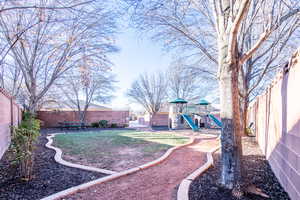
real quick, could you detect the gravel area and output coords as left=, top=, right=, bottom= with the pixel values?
left=0, top=133, right=106, bottom=200
left=59, top=137, right=218, bottom=200
left=189, top=137, right=290, bottom=200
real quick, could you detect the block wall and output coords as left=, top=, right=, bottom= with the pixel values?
left=248, top=50, right=300, bottom=200
left=0, top=88, right=21, bottom=159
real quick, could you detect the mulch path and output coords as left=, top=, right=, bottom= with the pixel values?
left=60, top=137, right=219, bottom=200
left=189, top=137, right=290, bottom=200
left=0, top=134, right=106, bottom=200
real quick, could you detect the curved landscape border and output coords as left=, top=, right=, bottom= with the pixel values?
left=177, top=145, right=221, bottom=200
left=42, top=135, right=195, bottom=200
left=45, top=134, right=117, bottom=175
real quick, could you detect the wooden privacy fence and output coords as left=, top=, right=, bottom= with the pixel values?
left=0, top=88, right=22, bottom=159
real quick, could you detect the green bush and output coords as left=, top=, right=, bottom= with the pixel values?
left=110, top=123, right=118, bottom=128
left=11, top=112, right=40, bottom=181
left=99, top=120, right=108, bottom=128
left=91, top=122, right=99, bottom=128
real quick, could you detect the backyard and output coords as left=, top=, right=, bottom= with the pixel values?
left=0, top=1, right=300, bottom=200
left=0, top=129, right=191, bottom=200
left=52, top=130, right=190, bottom=171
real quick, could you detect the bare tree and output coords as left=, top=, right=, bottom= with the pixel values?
left=127, top=72, right=168, bottom=127
left=54, top=57, right=116, bottom=123
left=124, top=0, right=300, bottom=194
left=0, top=0, right=118, bottom=113
left=212, top=1, right=300, bottom=193
left=124, top=0, right=300, bottom=116
left=167, top=60, right=216, bottom=101
left=0, top=0, right=95, bottom=65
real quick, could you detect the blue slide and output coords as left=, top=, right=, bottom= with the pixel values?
left=181, top=114, right=199, bottom=131
left=208, top=114, right=222, bottom=128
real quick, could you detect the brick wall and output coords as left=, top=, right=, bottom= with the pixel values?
left=0, top=88, right=22, bottom=159
left=37, top=110, right=129, bottom=127
left=248, top=50, right=300, bottom=200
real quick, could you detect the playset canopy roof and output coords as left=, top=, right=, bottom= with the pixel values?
left=169, top=98, right=188, bottom=104
left=196, top=99, right=210, bottom=105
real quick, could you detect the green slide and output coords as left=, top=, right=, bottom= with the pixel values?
left=181, top=114, right=199, bottom=131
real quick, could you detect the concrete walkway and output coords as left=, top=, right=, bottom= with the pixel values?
left=60, top=136, right=219, bottom=200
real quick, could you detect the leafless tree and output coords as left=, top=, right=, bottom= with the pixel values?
left=124, top=0, right=300, bottom=194
left=124, top=0, right=300, bottom=115
left=0, top=0, right=95, bottom=65
left=213, top=1, right=300, bottom=193
left=0, top=0, right=118, bottom=113
left=166, top=60, right=216, bottom=101
left=127, top=72, right=168, bottom=127
left=53, top=57, right=116, bottom=123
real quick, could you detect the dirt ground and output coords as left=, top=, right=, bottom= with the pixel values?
left=189, top=137, right=290, bottom=200
left=0, top=135, right=105, bottom=200
left=54, top=130, right=194, bottom=172
left=61, top=137, right=220, bottom=200
left=62, top=143, right=168, bottom=171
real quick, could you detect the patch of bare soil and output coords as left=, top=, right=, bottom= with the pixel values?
left=61, top=143, right=168, bottom=172
left=60, top=138, right=219, bottom=200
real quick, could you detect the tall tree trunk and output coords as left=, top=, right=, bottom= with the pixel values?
left=219, top=62, right=243, bottom=193
left=28, top=80, right=38, bottom=115
left=28, top=96, right=38, bottom=115
left=239, top=72, right=249, bottom=136
left=149, top=113, right=154, bottom=128
left=79, top=111, right=85, bottom=123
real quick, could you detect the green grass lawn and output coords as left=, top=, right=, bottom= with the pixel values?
left=53, top=130, right=189, bottom=171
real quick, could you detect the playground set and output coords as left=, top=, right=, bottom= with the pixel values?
left=168, top=98, right=222, bottom=131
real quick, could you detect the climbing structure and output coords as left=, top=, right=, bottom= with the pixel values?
left=195, top=99, right=222, bottom=128
left=168, top=98, right=198, bottom=131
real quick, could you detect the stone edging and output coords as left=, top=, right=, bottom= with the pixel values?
left=41, top=136, right=195, bottom=200
left=177, top=144, right=221, bottom=200
left=45, top=134, right=117, bottom=175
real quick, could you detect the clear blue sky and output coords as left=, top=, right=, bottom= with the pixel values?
left=107, top=27, right=172, bottom=110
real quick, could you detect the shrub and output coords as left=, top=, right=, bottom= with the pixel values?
left=99, top=120, right=108, bottom=128
left=246, top=127, right=255, bottom=137
left=91, top=122, right=99, bottom=128
left=10, top=112, right=40, bottom=181
left=110, top=123, right=118, bottom=128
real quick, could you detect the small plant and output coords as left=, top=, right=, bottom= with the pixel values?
left=246, top=127, right=255, bottom=137
left=10, top=112, right=40, bottom=181
left=99, top=120, right=108, bottom=128
left=110, top=123, right=118, bottom=128
left=91, top=122, right=100, bottom=128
